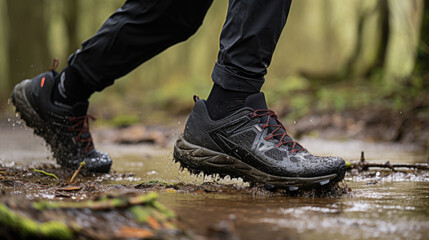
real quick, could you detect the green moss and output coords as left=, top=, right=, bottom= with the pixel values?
left=39, top=221, right=73, bottom=239
left=130, top=206, right=152, bottom=223
left=0, top=192, right=176, bottom=239
left=150, top=201, right=175, bottom=218
left=111, top=198, right=126, bottom=207
left=0, top=204, right=36, bottom=236
left=135, top=192, right=159, bottom=203
left=110, top=114, right=140, bottom=127
left=0, top=203, right=73, bottom=239
left=32, top=201, right=61, bottom=211
left=345, top=161, right=353, bottom=169
left=20, top=218, right=39, bottom=235
left=130, top=193, right=175, bottom=223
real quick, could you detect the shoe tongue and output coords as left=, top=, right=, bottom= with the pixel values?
left=70, top=101, right=89, bottom=117
left=244, top=92, right=268, bottom=110
left=245, top=92, right=298, bottom=149
left=245, top=92, right=279, bottom=130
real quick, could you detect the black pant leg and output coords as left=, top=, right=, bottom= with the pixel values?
left=68, top=0, right=213, bottom=91
left=212, top=0, right=292, bottom=93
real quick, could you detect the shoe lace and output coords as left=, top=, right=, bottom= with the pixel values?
left=67, top=114, right=96, bottom=154
left=248, top=109, right=305, bottom=153
left=48, top=58, right=59, bottom=71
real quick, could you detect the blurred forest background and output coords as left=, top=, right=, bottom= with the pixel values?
left=0, top=0, right=428, bottom=148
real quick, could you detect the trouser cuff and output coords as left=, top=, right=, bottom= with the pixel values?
left=211, top=62, right=264, bottom=93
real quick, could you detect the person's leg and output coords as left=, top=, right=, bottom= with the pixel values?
left=175, top=0, right=347, bottom=189
left=206, top=0, right=292, bottom=120
left=56, top=0, right=213, bottom=105
left=11, top=0, right=213, bottom=172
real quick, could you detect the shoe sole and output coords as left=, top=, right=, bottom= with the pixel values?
left=174, top=135, right=346, bottom=190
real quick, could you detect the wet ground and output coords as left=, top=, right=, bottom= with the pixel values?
left=0, top=119, right=428, bottom=240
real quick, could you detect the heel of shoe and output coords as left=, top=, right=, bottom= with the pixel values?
left=173, top=135, right=240, bottom=177
left=11, top=80, right=44, bottom=129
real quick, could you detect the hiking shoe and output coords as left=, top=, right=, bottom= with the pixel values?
left=10, top=65, right=112, bottom=173
left=174, top=93, right=346, bottom=189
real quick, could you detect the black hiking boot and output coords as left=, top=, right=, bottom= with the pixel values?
left=174, top=93, right=346, bottom=190
left=10, top=64, right=112, bottom=173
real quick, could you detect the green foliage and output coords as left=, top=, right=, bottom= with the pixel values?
left=1, top=0, right=428, bottom=123
left=110, top=114, right=141, bottom=127
left=0, top=203, right=73, bottom=239
left=264, top=76, right=311, bottom=119
left=415, top=2, right=429, bottom=75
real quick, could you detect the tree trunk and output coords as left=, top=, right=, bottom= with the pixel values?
left=0, top=0, right=10, bottom=106
left=384, top=0, right=424, bottom=84
left=63, top=0, right=79, bottom=55
left=6, top=0, right=50, bottom=87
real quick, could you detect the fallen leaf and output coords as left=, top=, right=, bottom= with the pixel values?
left=147, top=216, right=161, bottom=230
left=115, top=227, right=154, bottom=238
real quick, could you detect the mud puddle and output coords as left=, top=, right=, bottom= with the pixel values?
left=1, top=122, right=429, bottom=239
left=1, top=160, right=428, bottom=240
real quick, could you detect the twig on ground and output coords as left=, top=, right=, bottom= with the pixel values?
left=70, top=161, right=86, bottom=183
left=347, top=160, right=428, bottom=171
left=33, top=169, right=59, bottom=180
left=346, top=151, right=428, bottom=171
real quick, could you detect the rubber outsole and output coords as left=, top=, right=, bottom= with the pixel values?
left=173, top=135, right=346, bottom=190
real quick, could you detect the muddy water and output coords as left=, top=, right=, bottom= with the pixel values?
left=100, top=139, right=429, bottom=240
left=1, top=123, right=428, bottom=239
left=159, top=181, right=429, bottom=240
left=109, top=153, right=429, bottom=240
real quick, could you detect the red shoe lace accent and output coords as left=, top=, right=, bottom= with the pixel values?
left=68, top=115, right=96, bottom=154
left=48, top=58, right=59, bottom=71
left=248, top=109, right=305, bottom=153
